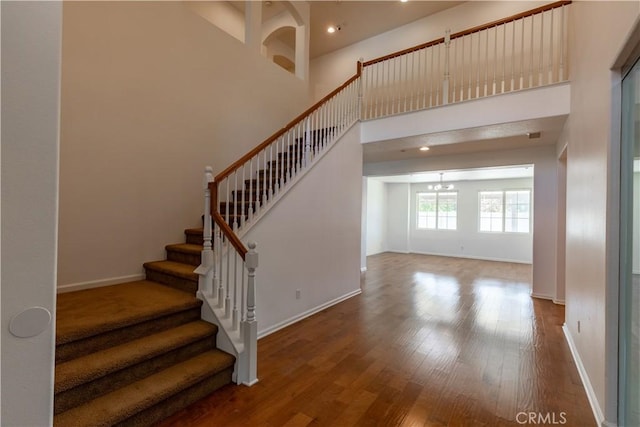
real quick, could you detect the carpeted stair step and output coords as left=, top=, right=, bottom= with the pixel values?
left=54, top=321, right=218, bottom=414
left=166, top=243, right=202, bottom=266
left=56, top=281, right=203, bottom=364
left=144, top=260, right=198, bottom=294
left=53, top=350, right=235, bottom=427
left=184, top=228, right=204, bottom=245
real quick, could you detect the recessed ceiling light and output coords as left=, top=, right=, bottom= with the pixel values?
left=401, top=0, right=409, bottom=3
left=327, top=26, right=336, bottom=34
left=419, top=146, right=430, bottom=151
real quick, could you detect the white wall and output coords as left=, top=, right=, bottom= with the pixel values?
left=365, top=144, right=558, bottom=300
left=244, top=125, right=363, bottom=336
left=563, top=1, right=640, bottom=424
left=365, top=178, right=387, bottom=255
left=386, top=183, right=411, bottom=253
left=1, top=2, right=61, bottom=424
left=186, top=1, right=245, bottom=43
left=409, top=178, right=533, bottom=263
left=58, top=2, right=310, bottom=290
left=310, top=1, right=547, bottom=100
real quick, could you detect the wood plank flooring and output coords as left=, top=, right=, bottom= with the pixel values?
left=157, top=253, right=594, bottom=427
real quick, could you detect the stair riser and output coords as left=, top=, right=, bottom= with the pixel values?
left=55, top=337, right=216, bottom=414
left=166, top=250, right=201, bottom=266
left=218, top=202, right=257, bottom=216
left=55, top=307, right=202, bottom=364
left=145, top=269, right=198, bottom=295
left=185, top=233, right=203, bottom=246
left=116, top=368, right=234, bottom=427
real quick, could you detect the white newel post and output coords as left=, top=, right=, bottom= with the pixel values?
left=195, top=166, right=215, bottom=298
left=242, top=241, right=259, bottom=385
left=443, top=30, right=451, bottom=105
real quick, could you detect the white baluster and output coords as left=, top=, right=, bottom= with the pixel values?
left=501, top=24, right=506, bottom=93
left=549, top=9, right=554, bottom=84
left=559, top=4, right=565, bottom=81
left=493, top=25, right=498, bottom=95
left=225, top=237, right=231, bottom=317
left=217, top=226, right=224, bottom=307
left=304, top=117, right=311, bottom=167
left=511, top=20, right=516, bottom=92
left=529, top=14, right=534, bottom=88
left=476, top=31, right=481, bottom=98
left=520, top=16, right=525, bottom=89
left=485, top=29, right=490, bottom=95
left=241, top=165, right=246, bottom=229
left=539, top=12, right=544, bottom=86
left=233, top=250, right=238, bottom=330
left=443, top=30, right=450, bottom=105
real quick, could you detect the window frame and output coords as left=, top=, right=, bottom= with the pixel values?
left=478, top=189, right=531, bottom=234
left=416, top=191, right=458, bottom=231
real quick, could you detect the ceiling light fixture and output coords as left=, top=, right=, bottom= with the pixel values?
left=400, top=0, right=409, bottom=3
left=419, top=146, right=430, bottom=151
left=427, top=173, right=454, bottom=191
left=327, top=24, right=342, bottom=34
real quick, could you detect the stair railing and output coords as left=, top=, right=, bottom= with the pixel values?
left=198, top=67, right=362, bottom=386
left=361, top=0, right=571, bottom=119
left=196, top=0, right=572, bottom=387
left=197, top=167, right=258, bottom=385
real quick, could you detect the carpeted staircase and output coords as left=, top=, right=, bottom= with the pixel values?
left=54, top=228, right=235, bottom=427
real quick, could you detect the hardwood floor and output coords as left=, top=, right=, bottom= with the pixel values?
left=157, top=253, right=594, bottom=427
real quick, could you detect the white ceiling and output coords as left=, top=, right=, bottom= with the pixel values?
left=363, top=115, right=569, bottom=163
left=308, top=1, right=463, bottom=58
left=230, top=1, right=463, bottom=58
left=369, top=164, right=534, bottom=184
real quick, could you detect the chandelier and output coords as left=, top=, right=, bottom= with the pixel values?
left=428, top=172, right=454, bottom=191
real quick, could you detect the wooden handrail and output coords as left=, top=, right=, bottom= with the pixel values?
left=214, top=71, right=361, bottom=183
left=213, top=212, right=248, bottom=260
left=361, top=0, right=571, bottom=67
left=362, top=38, right=445, bottom=67
left=450, top=0, right=571, bottom=40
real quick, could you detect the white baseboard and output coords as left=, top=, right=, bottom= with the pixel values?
left=562, top=324, right=604, bottom=426
left=409, top=250, right=532, bottom=265
left=257, top=288, right=362, bottom=339
left=553, top=298, right=566, bottom=305
left=530, top=292, right=554, bottom=301
left=57, top=273, right=145, bottom=293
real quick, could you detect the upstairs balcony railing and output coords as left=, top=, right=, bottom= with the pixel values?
left=195, top=0, right=571, bottom=387
left=361, top=0, right=571, bottom=119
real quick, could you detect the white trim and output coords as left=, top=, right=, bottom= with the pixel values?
left=563, top=324, right=604, bottom=426
left=360, top=267, right=367, bottom=273
left=410, top=250, right=532, bottom=265
left=553, top=298, right=565, bottom=305
left=57, top=273, right=145, bottom=293
left=530, top=292, right=554, bottom=301
left=257, top=288, right=362, bottom=339
left=387, top=250, right=411, bottom=254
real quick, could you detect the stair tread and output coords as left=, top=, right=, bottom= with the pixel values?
left=184, top=228, right=203, bottom=235
left=56, top=281, right=201, bottom=346
left=165, top=243, right=203, bottom=254
left=53, top=350, right=235, bottom=427
left=143, top=260, right=198, bottom=281
left=55, top=320, right=218, bottom=394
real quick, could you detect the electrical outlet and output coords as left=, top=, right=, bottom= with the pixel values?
left=577, top=321, right=581, bottom=333
left=296, top=289, right=301, bottom=300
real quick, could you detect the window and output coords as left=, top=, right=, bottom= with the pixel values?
left=479, top=190, right=530, bottom=233
left=417, top=192, right=457, bottom=230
